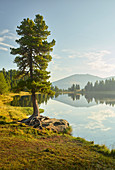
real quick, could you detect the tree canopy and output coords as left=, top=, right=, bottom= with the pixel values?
left=10, top=14, right=55, bottom=119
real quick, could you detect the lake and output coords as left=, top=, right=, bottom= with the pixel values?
left=11, top=93, right=115, bottom=149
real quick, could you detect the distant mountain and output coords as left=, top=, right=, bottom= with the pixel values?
left=52, top=74, right=105, bottom=89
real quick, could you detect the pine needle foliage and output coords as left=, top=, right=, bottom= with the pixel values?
left=10, top=14, right=55, bottom=117
left=10, top=14, right=55, bottom=94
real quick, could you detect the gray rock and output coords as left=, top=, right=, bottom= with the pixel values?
left=25, top=116, right=70, bottom=133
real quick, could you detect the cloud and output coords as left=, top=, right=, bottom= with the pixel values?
left=68, top=55, right=76, bottom=59
left=0, top=29, right=16, bottom=51
left=86, top=50, right=115, bottom=72
left=85, top=109, right=115, bottom=131
left=0, top=37, right=5, bottom=42
left=52, top=54, right=61, bottom=59
left=0, top=29, right=9, bottom=35
left=0, top=46, right=8, bottom=51
left=62, top=49, right=81, bottom=58
left=51, top=63, right=63, bottom=72
left=62, top=48, right=114, bottom=73
left=62, top=48, right=111, bottom=59
left=84, top=50, right=111, bottom=60
left=62, top=49, right=75, bottom=53
left=0, top=42, right=14, bottom=48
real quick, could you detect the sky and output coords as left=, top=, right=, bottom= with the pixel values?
left=1, top=0, right=115, bottom=81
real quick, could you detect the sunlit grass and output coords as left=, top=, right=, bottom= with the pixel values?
left=0, top=92, right=44, bottom=122
left=0, top=93, right=115, bottom=169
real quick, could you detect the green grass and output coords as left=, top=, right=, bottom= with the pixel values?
left=0, top=93, right=115, bottom=169
left=0, top=92, right=44, bottom=122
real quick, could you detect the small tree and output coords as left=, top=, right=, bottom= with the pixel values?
left=0, top=72, right=9, bottom=94
left=10, top=14, right=55, bottom=122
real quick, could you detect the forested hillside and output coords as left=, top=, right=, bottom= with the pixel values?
left=85, top=78, right=115, bottom=91
left=0, top=68, right=27, bottom=92
left=0, top=72, right=9, bottom=94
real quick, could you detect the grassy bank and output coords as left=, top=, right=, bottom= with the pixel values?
left=0, top=93, right=115, bottom=169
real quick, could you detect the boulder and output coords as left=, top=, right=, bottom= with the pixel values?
left=42, top=118, right=69, bottom=132
left=25, top=116, right=70, bottom=133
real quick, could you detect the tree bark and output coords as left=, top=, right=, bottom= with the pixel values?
left=21, top=92, right=40, bottom=123
left=29, top=50, right=40, bottom=117
left=32, top=92, right=40, bottom=117
left=21, top=51, right=40, bottom=123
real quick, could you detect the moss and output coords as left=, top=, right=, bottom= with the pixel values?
left=61, top=125, right=72, bottom=135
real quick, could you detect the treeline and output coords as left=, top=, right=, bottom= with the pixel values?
left=0, top=72, right=9, bottom=94
left=1, top=68, right=18, bottom=90
left=51, top=86, right=63, bottom=93
left=51, top=84, right=80, bottom=93
left=0, top=68, right=28, bottom=94
left=85, top=78, right=115, bottom=91
left=68, top=84, right=80, bottom=92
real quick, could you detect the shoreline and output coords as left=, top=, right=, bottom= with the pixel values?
left=0, top=92, right=115, bottom=169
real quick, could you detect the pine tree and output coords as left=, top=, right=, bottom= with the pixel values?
left=0, top=72, right=9, bottom=94
left=10, top=14, right=55, bottom=122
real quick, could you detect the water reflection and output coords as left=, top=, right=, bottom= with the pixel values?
left=11, top=93, right=115, bottom=149
left=85, top=109, right=115, bottom=131
left=11, top=93, right=115, bottom=108
left=68, top=93, right=80, bottom=101
left=11, top=94, right=51, bottom=107
left=84, top=93, right=115, bottom=106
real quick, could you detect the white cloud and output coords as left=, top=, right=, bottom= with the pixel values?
left=0, top=37, right=5, bottom=42
left=88, top=109, right=115, bottom=122
left=52, top=54, right=61, bottom=59
left=84, top=50, right=111, bottom=60
left=62, top=49, right=72, bottom=53
left=0, top=46, right=8, bottom=51
left=68, top=55, right=76, bottom=59
left=62, top=48, right=111, bottom=59
left=62, top=49, right=81, bottom=58
left=85, top=109, right=115, bottom=131
left=0, top=29, right=9, bottom=35
left=62, top=48, right=114, bottom=73
left=51, top=63, right=63, bottom=72
left=86, top=50, right=115, bottom=72
left=0, top=42, right=14, bottom=48
left=0, top=29, right=16, bottom=51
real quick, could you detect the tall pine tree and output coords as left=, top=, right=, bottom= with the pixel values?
left=10, top=14, right=55, bottom=121
left=0, top=72, right=9, bottom=94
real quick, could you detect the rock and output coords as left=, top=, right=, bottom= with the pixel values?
left=24, top=116, right=70, bottom=133
left=42, top=118, right=69, bottom=132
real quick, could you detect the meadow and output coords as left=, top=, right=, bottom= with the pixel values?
left=0, top=93, right=115, bottom=169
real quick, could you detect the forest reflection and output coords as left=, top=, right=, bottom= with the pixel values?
left=11, top=94, right=52, bottom=107
left=11, top=92, right=115, bottom=107
left=84, top=93, right=115, bottom=106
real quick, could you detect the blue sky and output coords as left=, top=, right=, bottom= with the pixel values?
left=1, top=0, right=115, bottom=81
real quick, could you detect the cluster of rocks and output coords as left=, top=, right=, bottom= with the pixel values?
left=22, top=116, right=70, bottom=133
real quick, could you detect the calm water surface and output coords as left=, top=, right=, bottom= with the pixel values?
left=11, top=93, right=115, bottom=149
left=41, top=94, right=115, bottom=149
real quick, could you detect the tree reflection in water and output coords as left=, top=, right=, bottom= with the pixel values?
left=11, top=94, right=52, bottom=107
left=11, top=92, right=115, bottom=107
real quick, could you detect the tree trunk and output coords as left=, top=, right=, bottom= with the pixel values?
left=32, top=92, right=40, bottom=117
left=21, top=51, right=40, bottom=123
left=21, top=92, right=40, bottom=123
left=29, top=51, right=40, bottom=117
